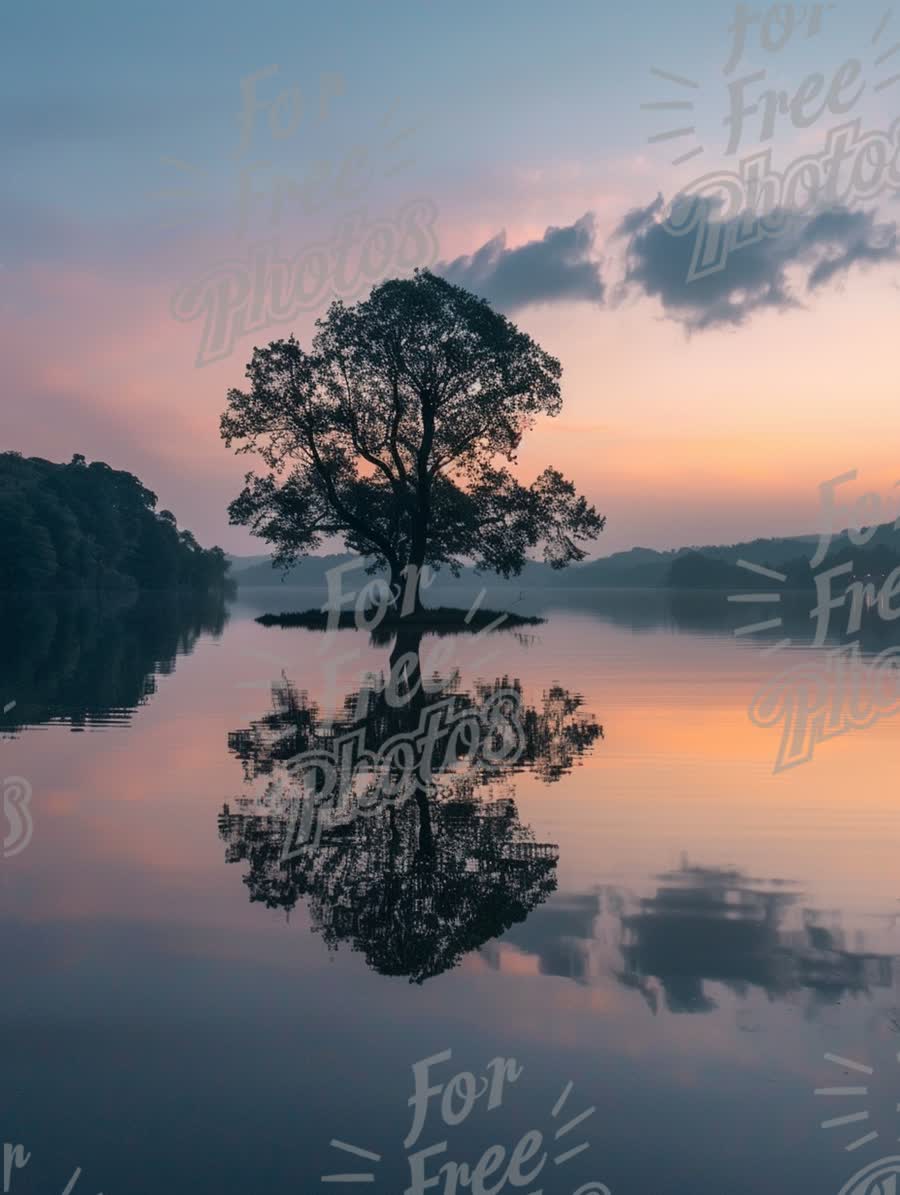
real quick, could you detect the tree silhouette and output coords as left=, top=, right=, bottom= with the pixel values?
left=221, top=271, right=604, bottom=609
left=219, top=628, right=602, bottom=982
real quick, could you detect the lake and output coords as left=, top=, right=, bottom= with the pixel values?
left=1, top=585, right=899, bottom=1195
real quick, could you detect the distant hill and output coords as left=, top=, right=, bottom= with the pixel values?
left=665, top=523, right=900, bottom=590
left=230, top=521, right=900, bottom=592
left=566, top=534, right=822, bottom=588
left=226, top=553, right=272, bottom=573
left=229, top=553, right=360, bottom=587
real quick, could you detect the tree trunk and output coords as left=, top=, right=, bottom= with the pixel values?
left=406, top=554, right=427, bottom=618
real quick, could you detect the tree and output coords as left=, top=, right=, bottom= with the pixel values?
left=221, top=270, right=605, bottom=610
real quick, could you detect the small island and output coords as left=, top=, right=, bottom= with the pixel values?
left=255, top=605, right=544, bottom=631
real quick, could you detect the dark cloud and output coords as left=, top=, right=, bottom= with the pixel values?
left=614, top=193, right=664, bottom=239
left=435, top=197, right=894, bottom=331
left=802, top=208, right=898, bottom=288
left=618, top=196, right=898, bottom=331
left=437, top=213, right=604, bottom=311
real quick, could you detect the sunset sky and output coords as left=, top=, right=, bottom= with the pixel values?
left=5, top=0, right=900, bottom=556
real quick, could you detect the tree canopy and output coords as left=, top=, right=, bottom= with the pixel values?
left=221, top=270, right=604, bottom=601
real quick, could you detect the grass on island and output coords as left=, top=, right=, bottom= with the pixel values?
left=255, top=605, right=544, bottom=631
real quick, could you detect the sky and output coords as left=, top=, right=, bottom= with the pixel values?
left=4, top=0, right=900, bottom=556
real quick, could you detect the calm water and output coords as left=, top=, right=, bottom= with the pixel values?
left=2, top=586, right=899, bottom=1195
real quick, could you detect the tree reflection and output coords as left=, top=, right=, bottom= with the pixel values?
left=219, top=627, right=602, bottom=983
left=0, top=590, right=228, bottom=734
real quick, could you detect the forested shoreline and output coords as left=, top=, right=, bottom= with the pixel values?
left=0, top=452, right=231, bottom=593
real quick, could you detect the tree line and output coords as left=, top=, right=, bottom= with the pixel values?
left=0, top=452, right=231, bottom=592
left=668, top=542, right=900, bottom=590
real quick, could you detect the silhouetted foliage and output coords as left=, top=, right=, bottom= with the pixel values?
left=220, top=786, right=560, bottom=984
left=221, top=271, right=605, bottom=609
left=218, top=625, right=602, bottom=981
left=0, top=452, right=232, bottom=593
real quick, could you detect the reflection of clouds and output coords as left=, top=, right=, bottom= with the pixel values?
left=490, top=859, right=900, bottom=1018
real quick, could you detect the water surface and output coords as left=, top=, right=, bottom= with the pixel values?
left=2, top=587, right=898, bottom=1195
